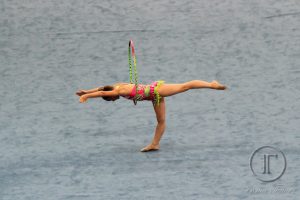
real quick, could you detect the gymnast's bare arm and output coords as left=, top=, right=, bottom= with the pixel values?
left=76, top=88, right=100, bottom=96
left=79, top=90, right=118, bottom=103
left=76, top=83, right=128, bottom=96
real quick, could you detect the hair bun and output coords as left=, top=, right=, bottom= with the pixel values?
left=98, top=86, right=104, bottom=91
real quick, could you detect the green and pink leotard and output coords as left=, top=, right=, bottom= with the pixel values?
left=122, top=80, right=165, bottom=106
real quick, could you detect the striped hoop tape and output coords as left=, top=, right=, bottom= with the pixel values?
left=128, top=40, right=138, bottom=105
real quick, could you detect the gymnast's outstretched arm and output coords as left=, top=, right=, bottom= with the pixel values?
left=79, top=91, right=118, bottom=103
left=86, top=87, right=104, bottom=93
left=76, top=87, right=104, bottom=96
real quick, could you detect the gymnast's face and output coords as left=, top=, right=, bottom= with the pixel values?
left=111, top=96, right=120, bottom=101
left=102, top=95, right=119, bottom=101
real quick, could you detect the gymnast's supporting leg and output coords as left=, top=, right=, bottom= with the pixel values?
left=157, top=80, right=226, bottom=97
left=141, top=97, right=166, bottom=152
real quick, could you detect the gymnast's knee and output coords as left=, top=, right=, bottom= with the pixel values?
left=185, top=80, right=200, bottom=90
left=157, top=118, right=166, bottom=124
left=182, top=82, right=191, bottom=91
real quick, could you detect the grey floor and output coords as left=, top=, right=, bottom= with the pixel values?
left=1, top=0, right=300, bottom=199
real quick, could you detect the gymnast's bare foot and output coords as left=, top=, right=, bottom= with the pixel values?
left=140, top=143, right=160, bottom=152
left=211, top=80, right=226, bottom=90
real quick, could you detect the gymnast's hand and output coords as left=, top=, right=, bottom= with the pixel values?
left=79, top=95, right=88, bottom=103
left=76, top=90, right=87, bottom=96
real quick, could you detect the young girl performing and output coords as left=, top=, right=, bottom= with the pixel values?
left=76, top=80, right=226, bottom=152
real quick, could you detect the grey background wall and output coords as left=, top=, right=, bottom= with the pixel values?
left=0, top=0, right=299, bottom=199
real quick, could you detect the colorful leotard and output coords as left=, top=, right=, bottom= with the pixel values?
left=122, top=80, right=165, bottom=106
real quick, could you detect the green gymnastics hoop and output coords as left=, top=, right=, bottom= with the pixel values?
left=128, top=40, right=138, bottom=105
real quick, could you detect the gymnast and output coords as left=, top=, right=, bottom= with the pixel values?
left=76, top=80, right=226, bottom=152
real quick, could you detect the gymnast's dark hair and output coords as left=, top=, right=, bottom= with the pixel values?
left=99, top=85, right=114, bottom=101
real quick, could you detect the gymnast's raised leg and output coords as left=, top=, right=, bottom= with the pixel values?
left=157, top=80, right=226, bottom=97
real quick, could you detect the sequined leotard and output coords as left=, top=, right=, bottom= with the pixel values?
left=122, top=80, right=165, bottom=106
